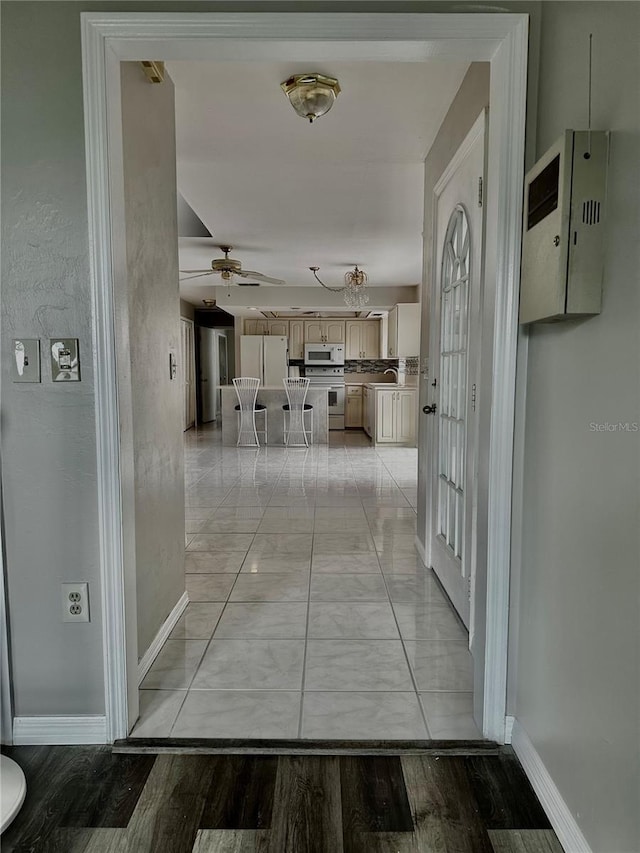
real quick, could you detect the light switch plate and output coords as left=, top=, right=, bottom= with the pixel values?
left=11, top=339, right=40, bottom=382
left=50, top=338, right=80, bottom=381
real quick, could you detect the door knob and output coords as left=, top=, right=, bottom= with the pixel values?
left=423, top=404, right=437, bottom=414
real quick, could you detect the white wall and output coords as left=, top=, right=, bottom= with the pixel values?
left=120, top=63, right=185, bottom=658
left=513, top=4, right=640, bottom=851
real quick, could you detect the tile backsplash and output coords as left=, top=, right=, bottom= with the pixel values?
left=402, top=357, right=420, bottom=376
left=344, top=358, right=399, bottom=373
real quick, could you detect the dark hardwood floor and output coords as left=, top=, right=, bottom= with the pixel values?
left=1, top=746, right=563, bottom=852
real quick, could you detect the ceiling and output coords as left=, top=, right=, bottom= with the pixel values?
left=169, top=59, right=470, bottom=306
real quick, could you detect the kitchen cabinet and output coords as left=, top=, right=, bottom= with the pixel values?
left=244, top=318, right=269, bottom=335
left=345, top=320, right=380, bottom=359
left=363, top=386, right=372, bottom=436
left=345, top=385, right=363, bottom=428
left=267, top=319, right=289, bottom=337
left=244, top=318, right=290, bottom=337
left=288, top=320, right=304, bottom=360
left=374, top=387, right=417, bottom=445
left=387, top=304, right=420, bottom=357
left=305, top=320, right=345, bottom=343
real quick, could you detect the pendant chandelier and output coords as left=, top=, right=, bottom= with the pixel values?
left=310, top=266, right=370, bottom=309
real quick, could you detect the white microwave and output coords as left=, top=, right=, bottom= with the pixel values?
left=304, top=342, right=345, bottom=366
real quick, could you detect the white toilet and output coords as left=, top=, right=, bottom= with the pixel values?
left=0, top=755, right=26, bottom=833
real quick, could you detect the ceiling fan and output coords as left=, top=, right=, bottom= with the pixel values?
left=179, top=246, right=286, bottom=286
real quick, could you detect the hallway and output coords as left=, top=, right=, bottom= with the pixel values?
left=132, top=426, right=479, bottom=741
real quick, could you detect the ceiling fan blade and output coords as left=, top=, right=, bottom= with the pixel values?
left=238, top=270, right=286, bottom=286
left=179, top=271, right=216, bottom=281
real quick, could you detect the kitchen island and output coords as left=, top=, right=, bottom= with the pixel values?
left=221, top=386, right=329, bottom=446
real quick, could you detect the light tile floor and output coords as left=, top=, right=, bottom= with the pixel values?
left=131, top=425, right=481, bottom=741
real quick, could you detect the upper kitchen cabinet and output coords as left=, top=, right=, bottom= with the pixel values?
left=387, top=304, right=420, bottom=357
left=244, top=318, right=269, bottom=335
left=244, top=318, right=289, bottom=336
left=267, top=319, right=289, bottom=337
left=345, top=320, right=380, bottom=359
left=289, top=320, right=304, bottom=360
left=304, top=320, right=345, bottom=343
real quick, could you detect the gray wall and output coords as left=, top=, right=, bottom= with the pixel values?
left=120, top=63, right=185, bottom=657
left=514, top=4, right=640, bottom=851
left=1, top=1, right=104, bottom=716
left=180, top=299, right=196, bottom=321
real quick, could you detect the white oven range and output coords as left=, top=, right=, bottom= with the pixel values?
left=305, top=366, right=345, bottom=430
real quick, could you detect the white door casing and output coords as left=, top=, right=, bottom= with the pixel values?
left=427, top=111, right=486, bottom=630
left=81, top=12, right=528, bottom=744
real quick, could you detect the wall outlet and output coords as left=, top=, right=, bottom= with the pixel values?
left=61, top=583, right=90, bottom=623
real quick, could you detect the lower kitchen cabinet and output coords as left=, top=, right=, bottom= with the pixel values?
left=345, top=385, right=363, bottom=428
left=374, top=387, right=417, bottom=445
left=363, top=386, right=372, bottom=436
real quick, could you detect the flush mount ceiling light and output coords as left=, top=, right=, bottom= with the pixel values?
left=281, top=74, right=341, bottom=123
left=309, top=265, right=370, bottom=309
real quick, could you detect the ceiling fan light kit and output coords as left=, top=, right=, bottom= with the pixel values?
left=281, top=73, right=341, bottom=123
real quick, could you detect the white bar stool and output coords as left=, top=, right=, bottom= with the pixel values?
left=233, top=377, right=267, bottom=447
left=282, top=377, right=313, bottom=447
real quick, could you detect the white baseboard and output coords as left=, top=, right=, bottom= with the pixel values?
left=13, top=715, right=107, bottom=745
left=414, top=535, right=428, bottom=566
left=137, top=591, right=189, bottom=685
left=511, top=720, right=592, bottom=853
left=504, top=714, right=515, bottom=744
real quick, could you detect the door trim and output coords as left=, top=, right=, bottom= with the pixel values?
left=81, top=11, right=528, bottom=743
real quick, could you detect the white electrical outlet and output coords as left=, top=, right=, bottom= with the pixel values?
left=61, top=583, right=90, bottom=623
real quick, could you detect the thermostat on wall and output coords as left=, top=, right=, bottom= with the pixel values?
left=519, top=130, right=609, bottom=324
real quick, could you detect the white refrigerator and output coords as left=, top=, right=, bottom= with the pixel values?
left=240, top=336, right=288, bottom=386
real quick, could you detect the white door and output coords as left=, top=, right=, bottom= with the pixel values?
left=180, top=318, right=195, bottom=431
left=199, top=328, right=217, bottom=423
left=426, top=112, right=485, bottom=629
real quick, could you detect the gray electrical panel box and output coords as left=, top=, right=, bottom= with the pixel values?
left=519, top=130, right=609, bottom=324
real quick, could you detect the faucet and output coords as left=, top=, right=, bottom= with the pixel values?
left=384, top=368, right=399, bottom=383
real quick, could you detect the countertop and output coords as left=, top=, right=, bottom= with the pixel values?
left=221, top=385, right=329, bottom=392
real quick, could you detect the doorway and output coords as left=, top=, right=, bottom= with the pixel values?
left=180, top=317, right=196, bottom=431
left=198, top=328, right=229, bottom=425
left=82, top=12, right=528, bottom=743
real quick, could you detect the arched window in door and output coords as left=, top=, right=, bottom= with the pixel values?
left=437, top=205, right=470, bottom=558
